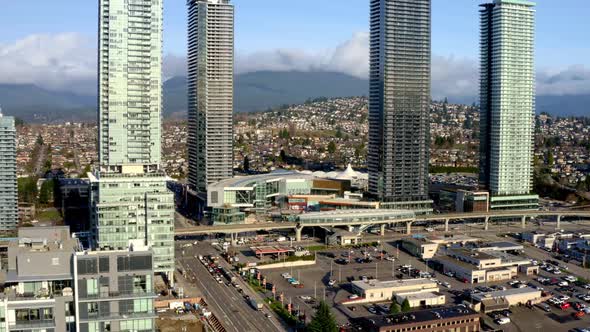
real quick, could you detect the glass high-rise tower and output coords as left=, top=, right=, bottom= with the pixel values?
left=0, top=110, right=17, bottom=233
left=368, top=0, right=433, bottom=213
left=91, top=0, right=175, bottom=279
left=479, top=0, right=538, bottom=210
left=187, top=0, right=234, bottom=193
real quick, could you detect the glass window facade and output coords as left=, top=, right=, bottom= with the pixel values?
left=479, top=0, right=536, bottom=198
left=367, top=0, right=432, bottom=207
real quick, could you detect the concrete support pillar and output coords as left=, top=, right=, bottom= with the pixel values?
left=295, top=225, right=303, bottom=242
left=484, top=217, right=490, bottom=231
left=406, top=222, right=413, bottom=235
left=380, top=224, right=386, bottom=236
left=521, top=216, right=526, bottom=229
left=445, top=219, right=450, bottom=232
left=556, top=215, right=562, bottom=230
left=347, top=226, right=354, bottom=232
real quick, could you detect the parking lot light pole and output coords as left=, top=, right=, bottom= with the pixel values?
left=314, top=281, right=317, bottom=300
left=330, top=260, right=333, bottom=279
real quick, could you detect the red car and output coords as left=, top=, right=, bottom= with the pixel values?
left=560, top=303, right=571, bottom=310
left=573, top=311, right=585, bottom=318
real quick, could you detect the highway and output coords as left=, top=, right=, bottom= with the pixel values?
left=176, top=244, right=286, bottom=332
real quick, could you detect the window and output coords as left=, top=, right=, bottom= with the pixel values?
left=87, top=279, right=99, bottom=296
left=78, top=258, right=98, bottom=275
left=99, top=257, right=110, bottom=273
left=87, top=303, right=99, bottom=318
left=117, top=255, right=152, bottom=272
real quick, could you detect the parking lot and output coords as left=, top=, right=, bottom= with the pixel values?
left=233, top=231, right=590, bottom=331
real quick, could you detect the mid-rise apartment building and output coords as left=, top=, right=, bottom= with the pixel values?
left=0, top=227, right=156, bottom=332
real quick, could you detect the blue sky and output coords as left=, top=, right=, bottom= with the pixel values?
left=0, top=0, right=589, bottom=97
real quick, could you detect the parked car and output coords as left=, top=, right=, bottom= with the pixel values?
left=495, top=317, right=511, bottom=325
left=538, top=303, right=551, bottom=312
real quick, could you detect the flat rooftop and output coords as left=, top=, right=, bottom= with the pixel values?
left=398, top=291, right=445, bottom=301
left=448, top=248, right=497, bottom=261
left=352, top=278, right=436, bottom=291
left=435, top=255, right=481, bottom=271
left=428, top=234, right=480, bottom=243
left=208, top=170, right=315, bottom=190
left=358, top=305, right=478, bottom=328
left=472, top=287, right=541, bottom=302
left=479, top=241, right=523, bottom=250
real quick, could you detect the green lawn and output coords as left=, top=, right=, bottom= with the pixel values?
left=36, top=209, right=62, bottom=221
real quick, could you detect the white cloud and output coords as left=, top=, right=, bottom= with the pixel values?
left=0, top=33, right=96, bottom=94
left=537, top=65, right=590, bottom=95
left=1, top=32, right=589, bottom=99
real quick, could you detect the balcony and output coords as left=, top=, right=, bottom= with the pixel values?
left=78, top=290, right=157, bottom=302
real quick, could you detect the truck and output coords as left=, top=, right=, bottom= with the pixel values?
left=249, top=298, right=263, bottom=311
left=169, top=301, right=184, bottom=310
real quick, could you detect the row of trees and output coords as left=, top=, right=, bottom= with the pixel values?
left=18, top=177, right=55, bottom=205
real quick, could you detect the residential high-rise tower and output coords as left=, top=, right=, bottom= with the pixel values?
left=187, top=0, right=234, bottom=193
left=0, top=110, right=17, bottom=233
left=479, top=0, right=538, bottom=210
left=91, top=0, right=175, bottom=280
left=367, top=0, right=433, bottom=213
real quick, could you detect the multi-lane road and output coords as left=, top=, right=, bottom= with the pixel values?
left=176, top=244, right=286, bottom=332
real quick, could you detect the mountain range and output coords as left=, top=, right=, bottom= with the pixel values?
left=0, top=71, right=588, bottom=122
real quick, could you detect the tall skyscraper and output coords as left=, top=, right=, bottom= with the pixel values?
left=0, top=110, right=18, bottom=233
left=91, top=0, right=174, bottom=280
left=479, top=0, right=538, bottom=210
left=367, top=0, right=433, bottom=213
left=187, top=0, right=234, bottom=193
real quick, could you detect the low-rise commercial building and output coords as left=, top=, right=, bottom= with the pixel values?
left=471, top=287, right=542, bottom=313
left=436, top=249, right=532, bottom=283
left=356, top=305, right=480, bottom=332
left=400, top=238, right=439, bottom=260
left=350, top=279, right=440, bottom=304
left=394, top=292, right=446, bottom=309
left=327, top=229, right=361, bottom=246
left=400, top=235, right=482, bottom=260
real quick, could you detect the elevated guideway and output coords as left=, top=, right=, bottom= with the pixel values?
left=175, top=209, right=590, bottom=240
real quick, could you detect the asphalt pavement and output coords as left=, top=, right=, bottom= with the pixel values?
left=176, top=244, right=286, bottom=332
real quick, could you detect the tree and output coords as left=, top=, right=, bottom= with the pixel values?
left=335, top=127, right=343, bottom=139
left=307, top=301, right=338, bottom=332
left=39, top=179, right=55, bottom=205
left=547, top=152, right=555, bottom=165
left=390, top=301, right=400, bottom=314
left=279, top=150, right=287, bottom=163
left=243, top=156, right=250, bottom=172
left=401, top=298, right=411, bottom=312
left=36, top=134, right=44, bottom=146
left=18, top=177, right=38, bottom=204
left=327, top=141, right=337, bottom=155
